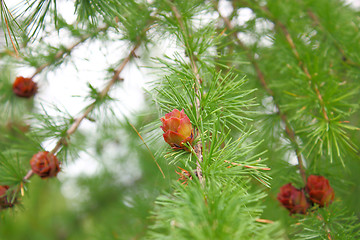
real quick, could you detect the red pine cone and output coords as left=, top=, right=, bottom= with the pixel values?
left=306, top=175, right=334, bottom=207
left=12, top=76, right=37, bottom=98
left=30, top=151, right=61, bottom=179
left=160, top=109, right=194, bottom=151
left=0, top=185, right=14, bottom=210
left=277, top=183, right=310, bottom=215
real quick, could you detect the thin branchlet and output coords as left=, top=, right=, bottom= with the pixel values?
left=250, top=3, right=330, bottom=122
left=213, top=2, right=307, bottom=183
left=169, top=1, right=204, bottom=185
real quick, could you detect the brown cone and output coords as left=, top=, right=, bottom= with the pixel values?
left=30, top=151, right=61, bottom=179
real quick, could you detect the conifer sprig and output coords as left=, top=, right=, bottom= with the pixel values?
left=241, top=0, right=359, bottom=165
left=213, top=1, right=360, bottom=238
left=0, top=1, right=21, bottom=55
left=213, top=2, right=307, bottom=183
left=0, top=0, right=358, bottom=238
left=14, top=0, right=57, bottom=40
left=248, top=3, right=330, bottom=122
left=148, top=1, right=275, bottom=237
left=291, top=202, right=360, bottom=239
left=169, top=1, right=205, bottom=184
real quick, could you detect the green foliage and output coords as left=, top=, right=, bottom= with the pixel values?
left=292, top=202, right=360, bottom=239
left=148, top=180, right=284, bottom=240
left=15, top=0, right=58, bottom=39
left=0, top=1, right=21, bottom=52
left=0, top=0, right=359, bottom=239
left=0, top=153, right=27, bottom=186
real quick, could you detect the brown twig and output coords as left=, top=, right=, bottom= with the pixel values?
left=22, top=40, right=142, bottom=182
left=170, top=2, right=204, bottom=185
left=276, top=21, right=329, bottom=122
left=255, top=218, right=274, bottom=224
left=23, top=169, right=34, bottom=181
left=2, top=2, right=19, bottom=57
left=214, top=3, right=307, bottom=183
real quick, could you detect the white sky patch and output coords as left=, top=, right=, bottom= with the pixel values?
left=61, top=151, right=101, bottom=177
left=218, top=0, right=233, bottom=17
left=236, top=18, right=274, bottom=47
left=345, top=0, right=360, bottom=9
left=235, top=7, right=255, bottom=26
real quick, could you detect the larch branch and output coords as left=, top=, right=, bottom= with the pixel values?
left=252, top=4, right=330, bottom=122
left=170, top=2, right=204, bottom=185
left=214, top=3, right=307, bottom=183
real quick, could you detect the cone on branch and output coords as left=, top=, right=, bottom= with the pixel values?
left=160, top=109, right=194, bottom=151
left=306, top=175, right=335, bottom=207
left=277, top=183, right=310, bottom=215
left=30, top=151, right=61, bottom=179
left=12, top=76, right=37, bottom=98
left=278, top=174, right=335, bottom=214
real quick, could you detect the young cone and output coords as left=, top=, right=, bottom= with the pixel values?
left=160, top=109, right=194, bottom=151
left=30, top=151, right=61, bottom=179
left=12, top=76, right=37, bottom=98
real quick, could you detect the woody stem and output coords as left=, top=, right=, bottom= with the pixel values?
left=169, top=2, right=205, bottom=185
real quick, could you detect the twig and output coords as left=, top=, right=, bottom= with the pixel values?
left=2, top=2, right=19, bottom=56
left=256, top=218, right=274, bottom=224
left=214, top=3, right=307, bottom=183
left=23, top=40, right=142, bottom=182
left=276, top=21, right=329, bottom=121
left=30, top=25, right=109, bottom=79
left=129, top=123, right=165, bottom=178
left=23, top=169, right=34, bottom=181
left=170, top=2, right=204, bottom=185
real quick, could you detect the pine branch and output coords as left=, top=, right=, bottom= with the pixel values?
left=3, top=5, right=19, bottom=56
left=0, top=1, right=21, bottom=55
left=292, top=202, right=360, bottom=239
left=169, top=1, right=204, bottom=185
left=22, top=37, right=142, bottom=182
left=248, top=3, right=330, bottom=122
left=244, top=1, right=359, bottom=165
left=276, top=21, right=329, bottom=122
left=213, top=3, right=307, bottom=183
